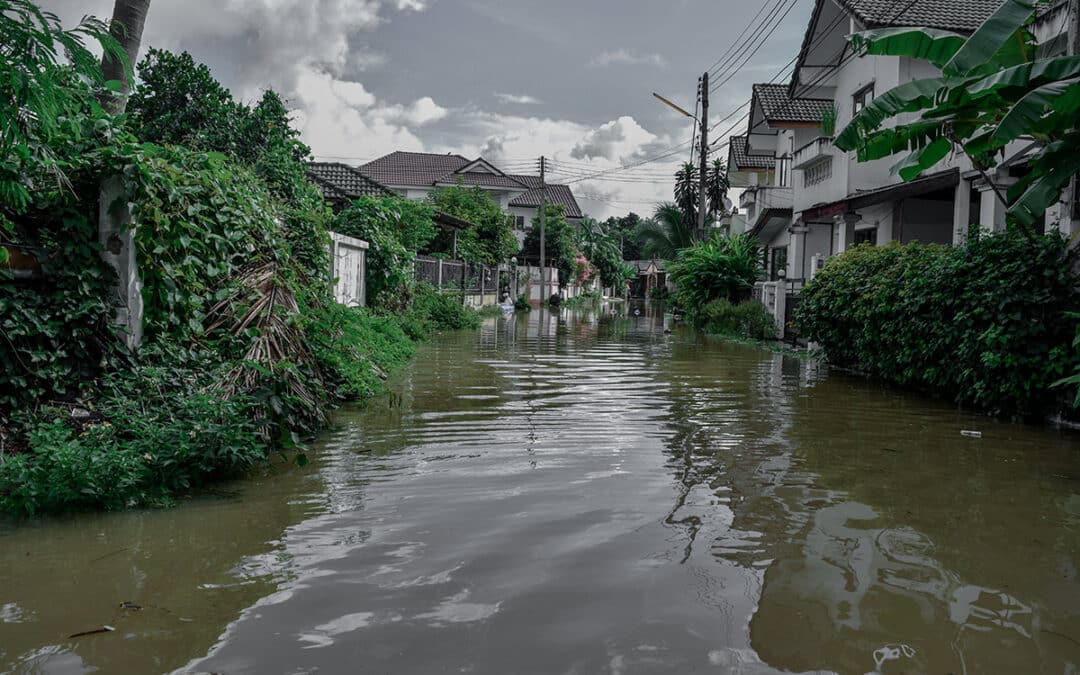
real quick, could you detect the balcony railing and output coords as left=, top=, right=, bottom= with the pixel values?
left=793, top=136, right=833, bottom=170
left=755, top=185, right=793, bottom=211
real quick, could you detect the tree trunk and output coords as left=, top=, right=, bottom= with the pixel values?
left=99, top=0, right=152, bottom=114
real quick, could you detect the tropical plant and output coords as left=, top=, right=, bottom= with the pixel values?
left=0, top=1, right=121, bottom=228
left=636, top=202, right=697, bottom=260
left=98, top=0, right=151, bottom=113
left=674, top=162, right=699, bottom=223
left=705, top=158, right=731, bottom=219
left=667, top=233, right=763, bottom=313
left=575, top=216, right=635, bottom=288
left=602, top=212, right=645, bottom=260
left=820, top=104, right=838, bottom=137
left=834, top=0, right=1080, bottom=231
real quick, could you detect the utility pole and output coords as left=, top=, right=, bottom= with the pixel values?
left=539, top=155, right=547, bottom=302
left=697, top=71, right=709, bottom=241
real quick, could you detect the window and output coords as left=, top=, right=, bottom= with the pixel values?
left=853, top=228, right=877, bottom=246
left=514, top=216, right=526, bottom=230
left=803, top=157, right=833, bottom=187
left=853, top=83, right=875, bottom=115
left=770, top=246, right=788, bottom=281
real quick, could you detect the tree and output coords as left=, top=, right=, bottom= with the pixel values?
left=128, top=49, right=244, bottom=155
left=674, top=162, right=699, bottom=223
left=428, top=184, right=518, bottom=264
left=834, top=0, right=1080, bottom=232
left=99, top=0, right=151, bottom=113
left=602, top=212, right=645, bottom=260
left=126, top=49, right=312, bottom=200
left=523, top=203, right=578, bottom=284
left=575, top=217, right=635, bottom=288
left=635, top=203, right=696, bottom=260
left=706, top=159, right=731, bottom=219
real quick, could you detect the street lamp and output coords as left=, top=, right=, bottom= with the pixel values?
left=652, top=92, right=696, bottom=120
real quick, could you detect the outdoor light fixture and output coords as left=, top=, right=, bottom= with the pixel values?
left=652, top=92, right=696, bottom=120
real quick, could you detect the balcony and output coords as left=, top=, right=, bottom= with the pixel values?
left=793, top=136, right=834, bottom=170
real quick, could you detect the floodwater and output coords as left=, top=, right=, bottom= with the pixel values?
left=2, top=304, right=1080, bottom=675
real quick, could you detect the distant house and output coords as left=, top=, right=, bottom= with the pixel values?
left=627, top=259, right=667, bottom=298
left=356, top=151, right=583, bottom=244
left=306, top=161, right=474, bottom=256
left=307, top=161, right=394, bottom=210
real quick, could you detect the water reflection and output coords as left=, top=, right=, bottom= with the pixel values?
left=1, top=303, right=1077, bottom=675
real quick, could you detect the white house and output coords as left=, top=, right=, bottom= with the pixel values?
left=356, top=151, right=583, bottom=246
left=730, top=0, right=1077, bottom=290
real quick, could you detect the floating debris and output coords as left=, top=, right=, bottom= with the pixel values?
left=69, top=625, right=115, bottom=638
left=961, top=430, right=983, bottom=438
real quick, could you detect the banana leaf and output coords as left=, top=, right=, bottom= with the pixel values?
left=835, top=78, right=946, bottom=150
left=994, top=75, right=1080, bottom=145
left=848, top=27, right=966, bottom=69
left=945, top=0, right=1036, bottom=75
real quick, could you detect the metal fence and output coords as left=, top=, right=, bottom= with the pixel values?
left=414, top=255, right=498, bottom=294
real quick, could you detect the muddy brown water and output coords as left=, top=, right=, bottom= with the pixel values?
left=2, top=304, right=1079, bottom=675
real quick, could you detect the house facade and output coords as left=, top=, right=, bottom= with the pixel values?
left=355, top=151, right=583, bottom=246
left=729, top=0, right=1078, bottom=293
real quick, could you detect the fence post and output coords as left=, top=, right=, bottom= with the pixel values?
left=437, top=258, right=443, bottom=287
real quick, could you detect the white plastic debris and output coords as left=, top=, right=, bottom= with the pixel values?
left=961, top=430, right=983, bottom=438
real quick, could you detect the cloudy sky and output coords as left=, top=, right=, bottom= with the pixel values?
left=43, top=0, right=812, bottom=219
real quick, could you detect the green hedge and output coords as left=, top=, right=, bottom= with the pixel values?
left=795, top=231, right=1080, bottom=419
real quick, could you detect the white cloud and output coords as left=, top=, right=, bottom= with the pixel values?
left=590, top=49, right=667, bottom=68
left=494, top=93, right=542, bottom=105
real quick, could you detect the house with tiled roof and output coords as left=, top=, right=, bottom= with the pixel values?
left=728, top=0, right=1071, bottom=292
left=355, top=151, right=582, bottom=244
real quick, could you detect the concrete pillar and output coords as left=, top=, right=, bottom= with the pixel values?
left=953, top=178, right=972, bottom=244
left=835, top=212, right=860, bottom=253
left=975, top=174, right=1014, bottom=234
left=788, top=224, right=809, bottom=280
left=98, top=176, right=142, bottom=350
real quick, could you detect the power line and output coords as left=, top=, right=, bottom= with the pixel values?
left=709, top=0, right=798, bottom=89
left=706, top=0, right=775, bottom=76
left=710, top=0, right=803, bottom=95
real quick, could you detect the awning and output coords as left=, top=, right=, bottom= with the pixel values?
left=800, top=168, right=960, bottom=221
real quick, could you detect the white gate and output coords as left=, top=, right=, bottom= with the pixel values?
left=330, top=232, right=369, bottom=307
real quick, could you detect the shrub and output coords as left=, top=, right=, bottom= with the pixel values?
left=795, top=232, right=1080, bottom=418
left=0, top=356, right=264, bottom=515
left=649, top=285, right=671, bottom=301
left=667, top=233, right=762, bottom=314
left=514, top=293, right=531, bottom=312
left=696, top=299, right=777, bottom=341
left=408, top=284, right=480, bottom=333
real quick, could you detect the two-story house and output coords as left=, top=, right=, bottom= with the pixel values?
left=355, top=151, right=583, bottom=246
left=733, top=0, right=1075, bottom=289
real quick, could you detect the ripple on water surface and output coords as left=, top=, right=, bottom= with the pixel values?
left=2, top=307, right=1079, bottom=675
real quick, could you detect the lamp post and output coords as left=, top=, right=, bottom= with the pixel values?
left=654, top=73, right=709, bottom=241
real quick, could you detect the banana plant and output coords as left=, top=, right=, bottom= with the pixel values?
left=834, top=0, right=1080, bottom=231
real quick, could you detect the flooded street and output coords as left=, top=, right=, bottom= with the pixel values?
left=2, top=305, right=1080, bottom=675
